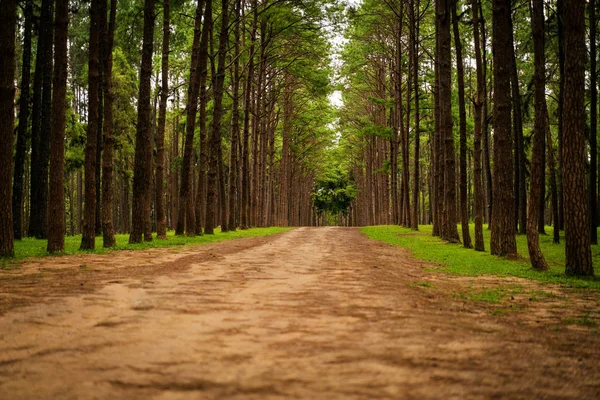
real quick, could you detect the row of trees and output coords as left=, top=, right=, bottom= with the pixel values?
left=338, top=0, right=595, bottom=276
left=0, top=0, right=337, bottom=255
left=0, top=0, right=596, bottom=277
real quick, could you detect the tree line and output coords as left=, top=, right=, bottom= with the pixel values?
left=338, top=0, right=595, bottom=276
left=0, top=0, right=336, bottom=255
left=0, top=0, right=597, bottom=277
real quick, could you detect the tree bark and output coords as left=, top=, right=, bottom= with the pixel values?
left=176, top=0, right=206, bottom=236
left=101, top=0, right=117, bottom=247
left=561, top=0, right=594, bottom=276
left=590, top=0, right=598, bottom=244
left=437, top=0, right=459, bottom=243
left=47, top=0, right=69, bottom=253
left=228, top=0, right=242, bottom=231
left=205, top=0, right=230, bottom=234
left=12, top=0, right=33, bottom=241
left=490, top=0, right=517, bottom=256
left=452, top=0, right=471, bottom=248
left=195, top=0, right=212, bottom=235
left=129, top=0, right=156, bottom=244
left=526, top=0, right=549, bottom=270
left=471, top=0, right=485, bottom=251
left=508, top=15, right=527, bottom=235
left=0, top=0, right=17, bottom=257
left=240, top=0, right=257, bottom=230
left=411, top=0, right=420, bottom=231
left=155, top=0, right=170, bottom=239
left=29, top=0, right=53, bottom=240
left=81, top=0, right=101, bottom=250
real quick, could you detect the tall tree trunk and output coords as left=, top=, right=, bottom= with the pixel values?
left=526, top=0, right=549, bottom=270
left=438, top=0, right=459, bottom=243
left=508, top=15, right=527, bottom=235
left=205, top=0, right=230, bottom=234
left=471, top=0, right=485, bottom=251
left=411, top=0, right=420, bottom=231
left=129, top=0, right=156, bottom=244
left=228, top=0, right=241, bottom=231
left=546, top=110, right=560, bottom=244
left=101, top=0, right=117, bottom=247
left=452, top=0, right=472, bottom=248
left=29, top=0, right=54, bottom=239
left=480, top=1, right=493, bottom=226
left=47, top=0, right=69, bottom=253
left=13, top=0, right=33, bottom=241
left=490, top=0, right=517, bottom=256
left=176, top=0, right=206, bottom=236
left=156, top=0, right=170, bottom=239
left=590, top=0, right=598, bottom=244
left=81, top=0, right=101, bottom=250
left=557, top=0, right=565, bottom=231
left=240, top=0, right=257, bottom=230
left=562, top=0, right=594, bottom=276
left=0, top=0, right=17, bottom=257
left=195, top=0, right=212, bottom=235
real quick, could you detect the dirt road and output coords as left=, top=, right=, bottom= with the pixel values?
left=1, top=227, right=599, bottom=399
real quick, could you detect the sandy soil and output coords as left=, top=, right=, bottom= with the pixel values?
left=0, top=227, right=599, bottom=399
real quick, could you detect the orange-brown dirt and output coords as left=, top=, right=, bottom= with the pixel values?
left=1, top=227, right=599, bottom=399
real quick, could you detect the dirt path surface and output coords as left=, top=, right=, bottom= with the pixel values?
left=1, top=227, right=599, bottom=399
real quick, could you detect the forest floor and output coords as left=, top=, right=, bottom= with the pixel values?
left=1, top=227, right=599, bottom=399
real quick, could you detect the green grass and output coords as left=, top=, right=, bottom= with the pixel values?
left=361, top=224, right=600, bottom=291
left=1, top=227, right=292, bottom=265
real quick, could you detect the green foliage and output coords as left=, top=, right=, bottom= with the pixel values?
left=361, top=225, right=600, bottom=291
left=312, top=166, right=357, bottom=216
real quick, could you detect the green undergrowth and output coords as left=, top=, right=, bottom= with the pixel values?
left=361, top=224, right=600, bottom=291
left=1, top=227, right=292, bottom=265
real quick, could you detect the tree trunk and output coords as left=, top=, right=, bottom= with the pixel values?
left=47, top=0, right=69, bottom=253
left=101, top=0, right=117, bottom=247
left=471, top=0, right=485, bottom=251
left=508, top=16, right=527, bottom=235
left=411, top=0, right=420, bottom=231
left=155, top=0, right=170, bottom=239
left=546, top=110, right=560, bottom=244
left=590, top=0, right=598, bottom=244
left=240, top=0, right=257, bottom=230
left=0, top=0, right=17, bottom=257
left=29, top=0, right=53, bottom=240
left=480, top=1, right=493, bottom=226
left=437, top=0, right=459, bottom=243
left=176, top=0, right=206, bottom=237
left=12, top=0, right=33, bottom=241
left=490, top=0, right=517, bottom=256
left=205, top=0, right=230, bottom=234
left=562, top=0, right=594, bottom=276
left=129, top=0, right=156, bottom=244
left=81, top=0, right=101, bottom=250
left=195, top=0, right=212, bottom=235
left=452, top=0, right=472, bottom=248
left=526, top=0, right=549, bottom=270
left=557, top=0, right=565, bottom=231
left=228, top=0, right=241, bottom=231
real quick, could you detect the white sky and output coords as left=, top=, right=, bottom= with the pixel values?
left=327, top=0, right=362, bottom=109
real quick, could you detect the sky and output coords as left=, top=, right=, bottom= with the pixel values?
left=327, top=0, right=362, bottom=109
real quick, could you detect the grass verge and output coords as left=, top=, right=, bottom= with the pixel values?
left=1, top=227, right=292, bottom=266
left=361, top=224, right=600, bottom=291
